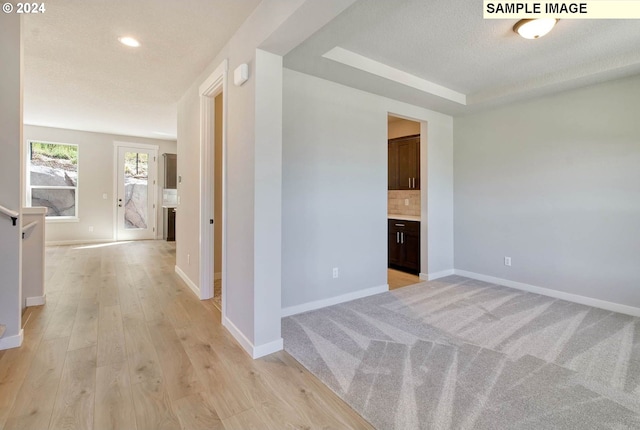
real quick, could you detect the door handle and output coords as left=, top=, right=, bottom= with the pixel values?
left=412, top=178, right=414, bottom=188
left=401, top=232, right=404, bottom=244
left=396, top=232, right=400, bottom=243
left=408, top=178, right=411, bottom=188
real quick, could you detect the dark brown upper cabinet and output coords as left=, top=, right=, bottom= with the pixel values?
left=388, top=135, right=420, bottom=190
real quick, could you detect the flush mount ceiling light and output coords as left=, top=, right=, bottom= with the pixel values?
left=118, top=36, right=141, bottom=47
left=513, top=19, right=558, bottom=39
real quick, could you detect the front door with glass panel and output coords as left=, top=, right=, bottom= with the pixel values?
left=116, top=145, right=157, bottom=241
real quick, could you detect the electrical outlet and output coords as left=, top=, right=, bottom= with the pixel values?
left=102, top=193, right=108, bottom=200
left=404, top=199, right=409, bottom=206
left=504, top=256, right=512, bottom=266
left=88, top=226, right=94, bottom=232
left=332, top=267, right=339, bottom=278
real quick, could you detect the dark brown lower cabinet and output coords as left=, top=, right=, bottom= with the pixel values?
left=388, top=219, right=420, bottom=274
left=164, top=208, right=176, bottom=242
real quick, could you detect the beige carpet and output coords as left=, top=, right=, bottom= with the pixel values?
left=283, top=275, right=640, bottom=429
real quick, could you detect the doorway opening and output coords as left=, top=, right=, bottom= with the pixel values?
left=197, top=59, right=227, bottom=320
left=113, top=142, right=159, bottom=241
left=212, top=93, right=223, bottom=311
left=387, top=114, right=422, bottom=290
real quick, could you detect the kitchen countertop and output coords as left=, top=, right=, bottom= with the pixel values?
left=388, top=214, right=421, bottom=222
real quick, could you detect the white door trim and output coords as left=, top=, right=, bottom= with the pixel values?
left=112, top=141, right=159, bottom=241
left=198, top=59, right=228, bottom=310
left=387, top=113, right=431, bottom=275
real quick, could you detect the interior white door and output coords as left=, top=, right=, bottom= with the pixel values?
left=116, top=145, right=158, bottom=241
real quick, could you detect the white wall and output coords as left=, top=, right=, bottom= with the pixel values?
left=176, top=76, right=202, bottom=288
left=424, top=118, right=455, bottom=277
left=176, top=0, right=358, bottom=358
left=388, top=118, right=420, bottom=139
left=24, top=125, right=176, bottom=244
left=0, top=13, right=23, bottom=348
left=281, top=69, right=454, bottom=311
left=454, top=74, right=640, bottom=308
left=176, top=0, right=307, bottom=355
left=253, top=49, right=284, bottom=346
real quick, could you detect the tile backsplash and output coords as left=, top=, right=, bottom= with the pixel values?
left=388, top=190, right=421, bottom=216
left=162, top=188, right=178, bottom=206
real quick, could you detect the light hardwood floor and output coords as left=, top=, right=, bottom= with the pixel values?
left=387, top=268, right=421, bottom=290
left=0, top=240, right=373, bottom=430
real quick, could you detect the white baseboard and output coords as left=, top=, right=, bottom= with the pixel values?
left=222, top=317, right=253, bottom=357
left=214, top=272, right=222, bottom=280
left=420, top=269, right=455, bottom=281
left=26, top=295, right=46, bottom=307
left=0, top=329, right=24, bottom=350
left=282, top=284, right=389, bottom=318
left=455, top=269, right=640, bottom=318
left=46, top=238, right=115, bottom=246
left=175, top=265, right=200, bottom=298
left=253, top=337, right=284, bottom=359
left=222, top=316, right=283, bottom=359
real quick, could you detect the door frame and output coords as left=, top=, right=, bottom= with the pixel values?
left=387, top=114, right=426, bottom=277
left=198, top=59, right=228, bottom=312
left=112, top=141, right=159, bottom=241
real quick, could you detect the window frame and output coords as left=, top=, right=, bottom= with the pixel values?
left=25, top=140, right=80, bottom=222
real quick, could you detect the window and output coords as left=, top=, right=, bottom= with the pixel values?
left=26, top=141, right=79, bottom=220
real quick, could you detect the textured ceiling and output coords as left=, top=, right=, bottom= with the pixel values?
left=23, top=0, right=261, bottom=139
left=284, top=0, right=640, bottom=115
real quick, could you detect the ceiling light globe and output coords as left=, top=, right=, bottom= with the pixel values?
left=514, top=19, right=558, bottom=39
left=118, top=36, right=141, bottom=47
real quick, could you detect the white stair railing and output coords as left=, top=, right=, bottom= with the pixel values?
left=0, top=204, right=18, bottom=226
left=21, top=207, right=47, bottom=310
left=22, top=221, right=37, bottom=239
left=1, top=203, right=18, bottom=339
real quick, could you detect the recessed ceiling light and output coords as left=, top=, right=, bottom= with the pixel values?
left=513, top=19, right=558, bottom=39
left=118, top=36, right=141, bottom=47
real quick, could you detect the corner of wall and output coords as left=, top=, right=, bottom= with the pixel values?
left=174, top=264, right=200, bottom=298
left=222, top=316, right=283, bottom=359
